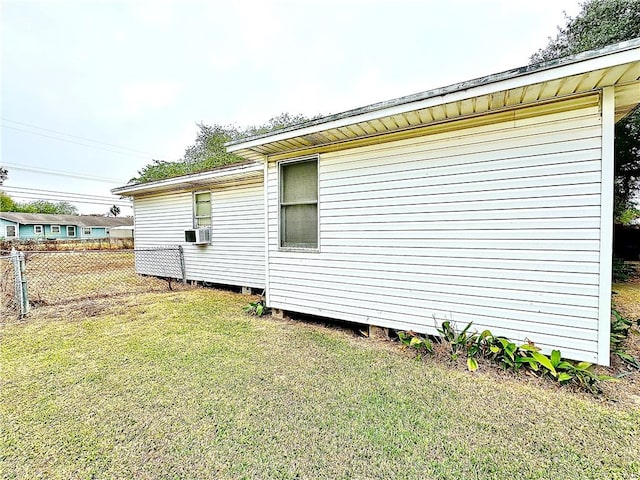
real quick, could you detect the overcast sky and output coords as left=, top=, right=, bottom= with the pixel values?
left=1, top=0, right=584, bottom=215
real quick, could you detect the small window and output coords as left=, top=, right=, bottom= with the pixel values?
left=194, top=191, right=212, bottom=228
left=82, top=227, right=92, bottom=236
left=5, top=225, right=17, bottom=238
left=67, top=226, right=76, bottom=237
left=51, top=225, right=61, bottom=234
left=279, top=157, right=318, bottom=249
left=34, top=225, right=43, bottom=235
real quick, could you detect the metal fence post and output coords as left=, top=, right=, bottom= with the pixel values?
left=18, top=251, right=29, bottom=316
left=178, top=246, right=186, bottom=283
left=10, top=248, right=29, bottom=317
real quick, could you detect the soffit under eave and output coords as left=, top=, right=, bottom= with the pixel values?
left=231, top=62, right=639, bottom=161
left=232, top=93, right=600, bottom=162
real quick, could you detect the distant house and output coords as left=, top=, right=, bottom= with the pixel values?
left=0, top=213, right=133, bottom=241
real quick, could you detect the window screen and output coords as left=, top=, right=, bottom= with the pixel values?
left=280, top=158, right=318, bottom=249
left=194, top=192, right=212, bottom=227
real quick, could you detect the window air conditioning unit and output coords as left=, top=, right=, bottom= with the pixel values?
left=184, top=228, right=211, bottom=245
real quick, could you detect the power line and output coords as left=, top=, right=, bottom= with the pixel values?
left=2, top=193, right=131, bottom=207
left=3, top=190, right=131, bottom=207
left=2, top=125, right=158, bottom=159
left=3, top=192, right=132, bottom=207
left=1, top=117, right=170, bottom=158
left=3, top=185, right=131, bottom=203
left=1, top=162, right=126, bottom=183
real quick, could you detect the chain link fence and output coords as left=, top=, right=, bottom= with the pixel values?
left=0, top=251, right=21, bottom=318
left=135, top=247, right=186, bottom=280
left=1, top=247, right=187, bottom=320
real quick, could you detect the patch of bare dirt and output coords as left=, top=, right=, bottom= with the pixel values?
left=25, top=294, right=144, bottom=321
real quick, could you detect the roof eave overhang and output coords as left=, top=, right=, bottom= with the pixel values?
left=111, top=162, right=264, bottom=197
left=227, top=39, right=640, bottom=160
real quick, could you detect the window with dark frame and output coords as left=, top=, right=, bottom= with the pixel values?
left=67, top=225, right=76, bottom=237
left=280, top=157, right=318, bottom=249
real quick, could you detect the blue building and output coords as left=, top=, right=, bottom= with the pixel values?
left=0, top=213, right=133, bottom=241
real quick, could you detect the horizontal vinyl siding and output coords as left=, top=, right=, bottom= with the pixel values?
left=134, top=179, right=265, bottom=289
left=267, top=101, right=604, bottom=362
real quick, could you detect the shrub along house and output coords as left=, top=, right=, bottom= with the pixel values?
left=0, top=212, right=133, bottom=241
left=115, top=39, right=640, bottom=365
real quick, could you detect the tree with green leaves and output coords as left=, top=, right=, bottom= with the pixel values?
left=17, top=200, right=78, bottom=215
left=1, top=191, right=17, bottom=212
left=130, top=113, right=318, bottom=184
left=531, top=0, right=640, bottom=223
left=0, top=191, right=79, bottom=215
left=131, top=124, right=242, bottom=184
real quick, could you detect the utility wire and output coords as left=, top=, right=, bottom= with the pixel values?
left=1, top=162, right=126, bottom=183
left=2, top=125, right=159, bottom=159
left=3, top=185, right=131, bottom=203
left=3, top=193, right=131, bottom=207
left=3, top=190, right=132, bottom=207
left=2, top=191, right=131, bottom=206
left=2, top=117, right=169, bottom=158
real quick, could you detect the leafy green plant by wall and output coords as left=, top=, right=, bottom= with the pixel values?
left=611, top=309, right=640, bottom=368
left=399, top=321, right=614, bottom=394
left=397, top=331, right=433, bottom=358
left=243, top=299, right=270, bottom=317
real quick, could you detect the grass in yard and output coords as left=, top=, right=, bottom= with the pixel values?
left=609, top=268, right=640, bottom=404
left=613, top=272, right=640, bottom=321
left=2, top=289, right=640, bottom=480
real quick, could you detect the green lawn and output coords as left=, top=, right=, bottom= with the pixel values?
left=1, top=289, right=639, bottom=479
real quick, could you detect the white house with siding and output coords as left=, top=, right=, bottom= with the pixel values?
left=224, top=40, right=640, bottom=365
left=112, top=161, right=265, bottom=290
left=114, top=39, right=639, bottom=365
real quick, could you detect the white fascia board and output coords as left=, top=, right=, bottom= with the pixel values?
left=111, top=162, right=264, bottom=196
left=227, top=43, right=640, bottom=153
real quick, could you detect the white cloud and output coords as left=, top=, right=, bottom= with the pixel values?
left=233, top=1, right=282, bottom=57
left=206, top=1, right=283, bottom=70
left=131, top=0, right=175, bottom=26
left=114, top=30, right=129, bottom=43
left=120, top=81, right=182, bottom=116
left=158, top=122, right=201, bottom=161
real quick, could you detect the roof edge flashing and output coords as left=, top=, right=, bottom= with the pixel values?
left=111, top=161, right=264, bottom=196
left=227, top=38, right=640, bottom=152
